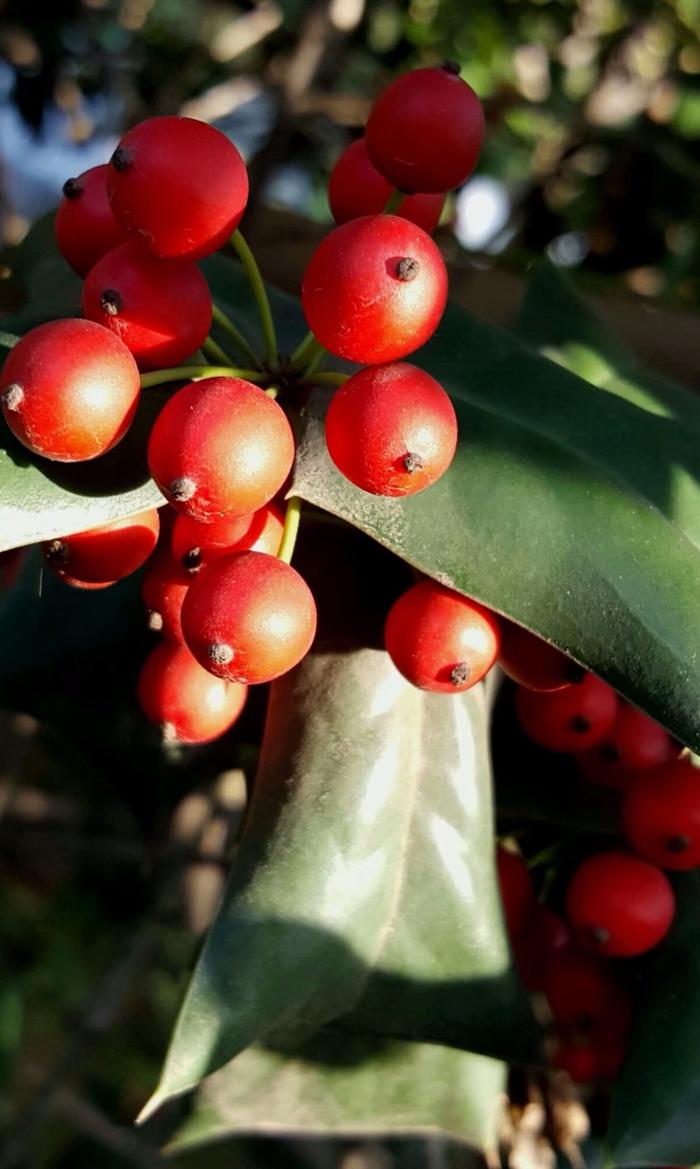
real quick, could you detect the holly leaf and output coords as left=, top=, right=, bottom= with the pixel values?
left=140, top=647, right=536, bottom=1118
left=292, top=292, right=700, bottom=752
left=607, top=873, right=700, bottom=1166
left=168, top=1035, right=505, bottom=1152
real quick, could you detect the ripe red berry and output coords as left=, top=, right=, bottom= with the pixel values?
left=543, top=947, right=632, bottom=1029
left=171, top=503, right=284, bottom=573
left=566, top=852, right=675, bottom=957
left=496, top=844, right=535, bottom=939
left=515, top=906, right=570, bottom=992
left=622, top=758, right=700, bottom=870
left=553, top=1025, right=627, bottom=1082
left=0, top=319, right=140, bottom=462
left=384, top=579, right=500, bottom=693
left=366, top=64, right=484, bottom=194
left=515, top=675, right=618, bottom=753
left=328, top=138, right=444, bottom=232
left=141, top=548, right=191, bottom=642
left=302, top=215, right=447, bottom=364
left=42, top=509, right=160, bottom=585
left=55, top=165, right=127, bottom=277
left=81, top=242, right=212, bottom=370
left=576, top=704, right=680, bottom=790
left=498, top=621, right=584, bottom=692
left=147, top=377, right=294, bottom=522
left=137, top=641, right=247, bottom=744
left=182, top=551, right=317, bottom=685
left=107, top=116, right=248, bottom=261
left=325, top=363, right=457, bottom=497
left=552, top=1041, right=599, bottom=1084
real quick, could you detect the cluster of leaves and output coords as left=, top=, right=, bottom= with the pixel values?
left=0, top=214, right=700, bottom=1167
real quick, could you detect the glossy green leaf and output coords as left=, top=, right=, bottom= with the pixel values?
left=608, top=873, right=700, bottom=1166
left=142, top=648, right=536, bottom=1118
left=292, top=297, right=700, bottom=752
left=169, top=1036, right=505, bottom=1152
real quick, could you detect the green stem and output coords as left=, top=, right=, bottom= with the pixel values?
left=203, top=336, right=233, bottom=365
left=277, top=496, right=302, bottom=564
left=212, top=303, right=262, bottom=370
left=304, top=347, right=326, bottom=376
left=307, top=371, right=349, bottom=387
left=289, top=331, right=326, bottom=370
left=0, top=331, right=19, bottom=351
left=230, top=230, right=277, bottom=364
left=265, top=385, right=280, bottom=401
left=383, top=189, right=405, bottom=215
left=140, top=365, right=262, bottom=389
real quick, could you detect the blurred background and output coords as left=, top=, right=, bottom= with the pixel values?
left=0, top=1, right=698, bottom=1165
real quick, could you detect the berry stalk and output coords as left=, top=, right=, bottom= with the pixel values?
left=211, top=303, right=262, bottom=370
left=140, top=365, right=263, bottom=389
left=230, top=230, right=277, bottom=364
left=277, top=496, right=302, bottom=565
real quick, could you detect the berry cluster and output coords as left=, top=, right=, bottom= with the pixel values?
left=0, top=66, right=492, bottom=739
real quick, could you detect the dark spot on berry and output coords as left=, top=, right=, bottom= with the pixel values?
left=403, top=452, right=424, bottom=474
left=62, top=177, right=81, bottom=199
left=100, top=289, right=122, bottom=316
left=588, top=925, right=610, bottom=947
left=1, top=383, right=23, bottom=411
left=600, top=743, right=620, bottom=764
left=666, top=834, right=691, bottom=854
left=450, top=662, right=470, bottom=686
left=44, top=539, right=68, bottom=567
left=396, top=257, right=420, bottom=282
left=182, top=548, right=202, bottom=572
left=147, top=610, right=164, bottom=633
left=570, top=715, right=591, bottom=734
left=442, top=60, right=462, bottom=75
left=208, top=643, right=234, bottom=667
left=169, top=477, right=196, bottom=503
left=110, top=145, right=132, bottom=173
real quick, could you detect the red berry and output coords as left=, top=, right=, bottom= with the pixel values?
left=328, top=138, right=444, bottom=232
left=543, top=947, right=632, bottom=1029
left=59, top=575, right=116, bottom=591
left=552, top=1041, right=599, bottom=1084
left=147, top=377, right=294, bottom=522
left=0, top=319, right=140, bottom=462
left=516, top=675, right=618, bottom=753
left=623, top=758, right=700, bottom=870
left=496, top=845, right=535, bottom=939
left=107, top=116, right=248, bottom=261
left=42, top=509, right=160, bottom=584
left=384, top=579, right=500, bottom=693
left=576, top=704, right=680, bottom=790
left=366, top=64, right=484, bottom=194
left=498, top=621, right=584, bottom=692
left=182, top=551, right=317, bottom=685
left=137, top=641, right=247, bottom=744
left=141, top=549, right=191, bottom=642
left=566, top=852, right=675, bottom=957
left=302, top=215, right=447, bottom=364
left=515, top=906, right=570, bottom=991
left=81, top=242, right=212, bottom=370
left=55, top=165, right=127, bottom=277
left=171, top=503, right=284, bottom=573
left=325, top=363, right=457, bottom=497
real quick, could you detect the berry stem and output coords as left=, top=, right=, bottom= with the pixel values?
left=203, top=336, right=233, bottom=365
left=265, top=385, right=280, bottom=401
left=277, top=496, right=302, bottom=565
left=289, top=331, right=326, bottom=371
left=211, top=303, right=262, bottom=370
left=140, top=365, right=263, bottom=389
left=230, top=230, right=277, bottom=364
left=307, top=372, right=349, bottom=387
left=383, top=190, right=405, bottom=215
left=0, top=332, right=20, bottom=351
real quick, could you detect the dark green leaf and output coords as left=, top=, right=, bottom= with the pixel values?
left=608, top=873, right=700, bottom=1166
left=169, top=1035, right=505, bottom=1151
left=292, top=296, right=700, bottom=752
left=141, top=648, right=536, bottom=1117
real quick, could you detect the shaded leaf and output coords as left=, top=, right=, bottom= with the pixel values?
left=142, top=648, right=536, bottom=1116
left=608, top=873, right=700, bottom=1166
left=169, top=1035, right=505, bottom=1152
